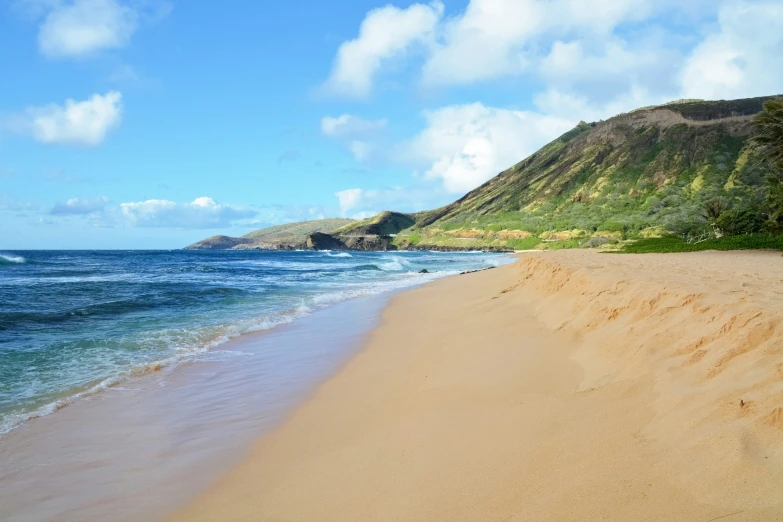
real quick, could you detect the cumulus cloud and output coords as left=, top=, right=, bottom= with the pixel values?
left=402, top=103, right=574, bottom=193
left=322, top=1, right=443, bottom=97
left=117, top=197, right=256, bottom=228
left=322, top=0, right=682, bottom=94
left=422, top=0, right=683, bottom=87
left=17, top=0, right=170, bottom=58
left=6, top=91, right=123, bottom=146
left=538, top=37, right=681, bottom=105
left=37, top=0, right=138, bottom=58
left=321, top=0, right=737, bottom=106
left=335, top=189, right=364, bottom=215
left=680, top=1, right=783, bottom=100
left=50, top=196, right=108, bottom=215
left=421, top=0, right=544, bottom=86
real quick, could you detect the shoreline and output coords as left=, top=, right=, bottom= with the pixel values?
left=1, top=251, right=502, bottom=437
left=0, top=292, right=393, bottom=522
left=169, top=250, right=783, bottom=521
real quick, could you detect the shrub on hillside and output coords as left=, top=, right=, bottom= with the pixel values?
left=715, top=208, right=765, bottom=236
left=752, top=98, right=783, bottom=232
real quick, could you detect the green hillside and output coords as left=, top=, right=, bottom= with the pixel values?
left=334, top=212, right=415, bottom=237
left=185, top=218, right=354, bottom=250
left=187, top=96, right=781, bottom=252
left=394, top=96, right=779, bottom=250
left=242, top=218, right=355, bottom=242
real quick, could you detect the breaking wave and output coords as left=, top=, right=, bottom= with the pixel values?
left=0, top=254, right=25, bottom=264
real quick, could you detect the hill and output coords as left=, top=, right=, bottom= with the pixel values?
left=187, top=95, right=780, bottom=252
left=394, top=95, right=778, bottom=250
left=184, top=218, right=354, bottom=250
left=241, top=218, right=354, bottom=243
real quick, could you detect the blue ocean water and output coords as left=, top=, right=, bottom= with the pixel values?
left=0, top=249, right=506, bottom=434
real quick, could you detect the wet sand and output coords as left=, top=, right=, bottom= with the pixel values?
left=0, top=294, right=388, bottom=522
left=169, top=250, right=783, bottom=521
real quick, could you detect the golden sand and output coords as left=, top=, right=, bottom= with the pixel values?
left=169, top=250, right=783, bottom=521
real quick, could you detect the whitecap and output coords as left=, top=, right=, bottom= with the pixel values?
left=0, top=253, right=25, bottom=264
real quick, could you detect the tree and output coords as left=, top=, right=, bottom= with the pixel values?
left=702, top=199, right=727, bottom=221
left=752, top=99, right=783, bottom=232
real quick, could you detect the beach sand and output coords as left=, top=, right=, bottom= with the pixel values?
left=168, top=250, right=783, bottom=521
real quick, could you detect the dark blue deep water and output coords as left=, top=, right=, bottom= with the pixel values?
left=0, top=249, right=506, bottom=433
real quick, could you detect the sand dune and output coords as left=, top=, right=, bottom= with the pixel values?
left=169, top=250, right=783, bottom=521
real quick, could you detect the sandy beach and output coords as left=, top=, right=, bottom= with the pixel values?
left=169, top=250, right=783, bottom=521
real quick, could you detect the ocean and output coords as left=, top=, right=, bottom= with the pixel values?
left=0, top=249, right=505, bottom=435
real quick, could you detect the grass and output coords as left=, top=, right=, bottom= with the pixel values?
left=505, top=237, right=542, bottom=250
left=242, top=218, right=354, bottom=241
left=616, top=234, right=783, bottom=253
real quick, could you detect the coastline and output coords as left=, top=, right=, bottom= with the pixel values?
left=169, top=250, right=783, bottom=521
left=0, top=293, right=391, bottom=522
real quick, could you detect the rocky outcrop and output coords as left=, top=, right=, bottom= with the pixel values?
left=305, top=232, right=347, bottom=250
left=342, top=236, right=397, bottom=251
left=334, top=212, right=415, bottom=237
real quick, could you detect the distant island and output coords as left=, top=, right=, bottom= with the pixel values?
left=187, top=95, right=781, bottom=252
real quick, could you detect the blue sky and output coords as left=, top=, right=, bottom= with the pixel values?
left=1, top=0, right=782, bottom=249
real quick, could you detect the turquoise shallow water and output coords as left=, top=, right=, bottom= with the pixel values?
left=0, top=249, right=506, bottom=434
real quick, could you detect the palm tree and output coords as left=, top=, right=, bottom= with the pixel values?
left=753, top=99, right=783, bottom=232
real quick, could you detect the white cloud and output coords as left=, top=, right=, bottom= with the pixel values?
left=334, top=186, right=443, bottom=217
left=50, top=196, right=108, bottom=215
left=322, top=1, right=443, bottom=97
left=538, top=37, right=679, bottom=103
left=422, top=0, right=544, bottom=86
left=532, top=85, right=666, bottom=121
left=322, top=114, right=387, bottom=163
left=335, top=188, right=364, bottom=215
left=402, top=103, right=575, bottom=193
left=117, top=197, right=256, bottom=228
left=38, top=0, right=138, bottom=58
left=421, top=0, right=667, bottom=87
left=680, top=1, right=783, bottom=100
left=319, top=0, right=783, bottom=203
left=323, top=0, right=714, bottom=101
left=7, top=91, right=123, bottom=146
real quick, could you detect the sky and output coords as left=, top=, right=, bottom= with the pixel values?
left=1, top=0, right=782, bottom=249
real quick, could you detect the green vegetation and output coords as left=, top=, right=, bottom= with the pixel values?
left=752, top=98, right=783, bottom=232
left=243, top=218, right=355, bottom=242
left=505, top=237, right=541, bottom=250
left=616, top=234, right=783, bottom=254
left=407, top=231, right=422, bottom=245
left=189, top=96, right=783, bottom=254
left=335, top=211, right=415, bottom=236
left=405, top=95, right=780, bottom=250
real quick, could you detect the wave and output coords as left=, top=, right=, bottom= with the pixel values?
left=0, top=251, right=501, bottom=436
left=0, top=306, right=308, bottom=435
left=0, top=253, right=25, bottom=264
left=377, top=256, right=412, bottom=272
